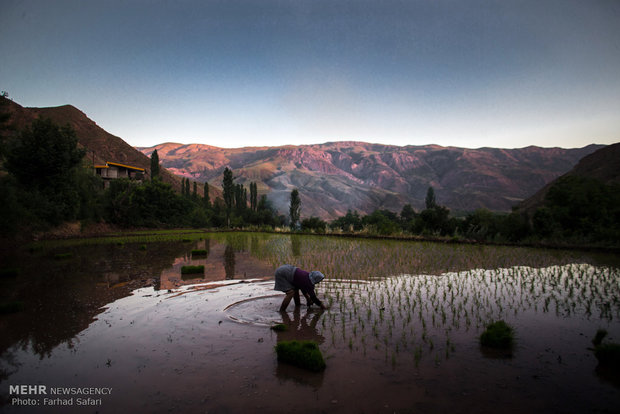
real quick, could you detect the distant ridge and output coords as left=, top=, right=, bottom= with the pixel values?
left=138, top=141, right=604, bottom=219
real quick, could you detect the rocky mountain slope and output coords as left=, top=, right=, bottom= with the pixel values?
left=139, top=141, right=603, bottom=219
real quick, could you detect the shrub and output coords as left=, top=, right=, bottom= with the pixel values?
left=191, top=249, right=208, bottom=256
left=480, top=320, right=514, bottom=349
left=275, top=340, right=326, bottom=372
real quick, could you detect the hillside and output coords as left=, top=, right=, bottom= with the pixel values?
left=139, top=141, right=603, bottom=219
left=518, top=142, right=620, bottom=214
left=2, top=98, right=219, bottom=197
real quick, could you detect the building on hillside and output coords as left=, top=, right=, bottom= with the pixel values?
left=94, top=161, right=145, bottom=188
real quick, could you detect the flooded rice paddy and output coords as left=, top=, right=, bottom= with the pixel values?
left=1, top=232, right=619, bottom=413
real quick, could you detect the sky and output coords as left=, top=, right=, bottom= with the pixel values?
left=1, top=0, right=619, bottom=149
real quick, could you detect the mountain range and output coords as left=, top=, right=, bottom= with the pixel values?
left=2, top=98, right=609, bottom=221
left=138, top=141, right=603, bottom=219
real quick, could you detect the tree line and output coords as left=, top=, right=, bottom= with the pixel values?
left=0, top=113, right=284, bottom=235
left=292, top=182, right=620, bottom=247
left=1, top=105, right=617, bottom=247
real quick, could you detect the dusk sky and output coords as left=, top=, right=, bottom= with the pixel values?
left=1, top=0, right=619, bottom=149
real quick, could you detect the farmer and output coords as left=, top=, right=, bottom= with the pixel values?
left=274, top=264, right=327, bottom=312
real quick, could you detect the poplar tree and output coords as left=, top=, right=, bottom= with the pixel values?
left=150, top=149, right=160, bottom=179
left=425, top=187, right=437, bottom=210
left=222, top=167, right=234, bottom=226
left=289, top=189, right=301, bottom=229
left=203, top=182, right=210, bottom=208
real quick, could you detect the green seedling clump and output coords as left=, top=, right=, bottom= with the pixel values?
left=271, top=323, right=288, bottom=332
left=54, top=252, right=73, bottom=260
left=480, top=320, right=514, bottom=349
left=0, top=301, right=25, bottom=315
left=592, top=329, right=608, bottom=347
left=139, top=244, right=147, bottom=251
left=181, top=265, right=204, bottom=274
left=591, top=330, right=620, bottom=369
left=594, top=343, right=620, bottom=368
left=275, top=340, right=326, bottom=372
left=191, top=249, right=208, bottom=256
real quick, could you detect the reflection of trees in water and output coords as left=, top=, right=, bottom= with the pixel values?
left=197, top=238, right=211, bottom=257
left=291, top=235, right=301, bottom=257
left=251, top=235, right=259, bottom=256
left=224, top=244, right=235, bottom=279
left=0, top=242, right=189, bottom=362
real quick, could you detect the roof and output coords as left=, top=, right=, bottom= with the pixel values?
left=95, top=161, right=145, bottom=172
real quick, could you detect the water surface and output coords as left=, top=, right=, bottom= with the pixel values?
left=1, top=233, right=619, bottom=412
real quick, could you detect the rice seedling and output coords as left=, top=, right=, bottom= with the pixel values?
left=480, top=320, right=514, bottom=349
left=275, top=340, right=326, bottom=372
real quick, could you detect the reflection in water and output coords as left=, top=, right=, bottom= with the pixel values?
left=158, top=237, right=274, bottom=289
left=275, top=307, right=326, bottom=388
left=0, top=241, right=190, bottom=381
left=278, top=307, right=326, bottom=345
left=291, top=235, right=301, bottom=257
left=224, top=244, right=235, bottom=280
left=1, top=233, right=619, bottom=412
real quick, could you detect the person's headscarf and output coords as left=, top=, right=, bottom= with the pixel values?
left=309, top=271, right=325, bottom=285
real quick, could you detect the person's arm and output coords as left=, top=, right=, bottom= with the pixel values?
left=304, top=287, right=326, bottom=310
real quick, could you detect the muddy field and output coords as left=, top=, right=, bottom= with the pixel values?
left=1, top=232, right=619, bottom=413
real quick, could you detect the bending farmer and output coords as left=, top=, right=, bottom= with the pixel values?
left=274, top=264, right=327, bottom=311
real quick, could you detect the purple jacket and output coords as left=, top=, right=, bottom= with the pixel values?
left=293, top=268, right=323, bottom=307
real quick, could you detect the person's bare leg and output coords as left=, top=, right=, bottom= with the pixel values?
left=293, top=289, right=301, bottom=307
left=279, top=289, right=295, bottom=312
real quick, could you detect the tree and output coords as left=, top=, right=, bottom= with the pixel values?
left=289, top=189, right=301, bottom=229
left=234, top=183, right=246, bottom=211
left=203, top=182, right=210, bottom=208
left=301, top=216, right=327, bottom=233
left=425, top=187, right=437, bottom=210
left=250, top=182, right=258, bottom=211
left=0, top=93, right=12, bottom=162
left=150, top=149, right=160, bottom=180
left=193, top=181, right=197, bottom=200
left=222, top=167, right=234, bottom=226
left=5, top=118, right=86, bottom=225
left=6, top=118, right=85, bottom=189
